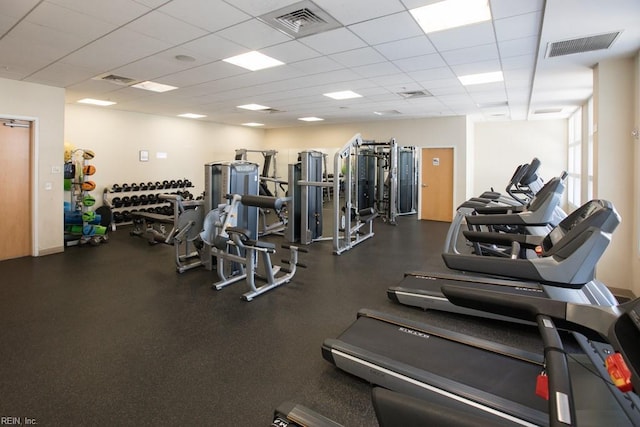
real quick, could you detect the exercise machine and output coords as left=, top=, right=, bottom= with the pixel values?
left=286, top=150, right=327, bottom=245
left=388, top=199, right=621, bottom=322
left=332, top=134, right=378, bottom=255
left=322, top=293, right=640, bottom=426
left=201, top=194, right=305, bottom=301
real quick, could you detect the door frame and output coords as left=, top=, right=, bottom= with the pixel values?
left=418, top=146, right=456, bottom=221
left=2, top=113, right=39, bottom=256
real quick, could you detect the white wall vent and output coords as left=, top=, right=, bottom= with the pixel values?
left=259, top=1, right=341, bottom=39
left=545, top=31, right=621, bottom=58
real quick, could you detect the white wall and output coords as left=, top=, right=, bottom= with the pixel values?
left=64, top=104, right=264, bottom=200
left=593, top=58, right=636, bottom=291
left=473, top=120, right=568, bottom=199
left=0, top=78, right=65, bottom=255
left=634, top=51, right=640, bottom=297
left=264, top=116, right=471, bottom=210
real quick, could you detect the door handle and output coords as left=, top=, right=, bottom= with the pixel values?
left=422, top=184, right=428, bottom=188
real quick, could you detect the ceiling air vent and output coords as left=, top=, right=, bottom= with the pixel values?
left=534, top=108, right=563, bottom=115
left=259, top=1, right=341, bottom=39
left=398, top=90, right=432, bottom=99
left=260, top=108, right=284, bottom=114
left=546, top=31, right=620, bottom=58
left=93, top=73, right=138, bottom=86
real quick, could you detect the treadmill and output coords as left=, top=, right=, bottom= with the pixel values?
left=388, top=199, right=621, bottom=323
left=321, top=296, right=640, bottom=426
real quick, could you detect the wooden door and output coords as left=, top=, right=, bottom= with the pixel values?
left=420, top=147, right=453, bottom=222
left=0, top=121, right=32, bottom=260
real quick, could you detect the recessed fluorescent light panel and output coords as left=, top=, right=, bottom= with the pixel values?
left=242, top=122, right=264, bottom=127
left=458, top=71, right=503, bottom=86
left=178, top=113, right=206, bottom=119
left=77, top=98, right=116, bottom=106
left=223, top=51, right=284, bottom=71
left=131, top=81, right=178, bottom=93
left=298, top=117, right=324, bottom=122
left=410, top=0, right=492, bottom=34
left=323, top=90, right=362, bottom=100
left=237, top=104, right=270, bottom=111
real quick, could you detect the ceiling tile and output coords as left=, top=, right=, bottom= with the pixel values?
left=261, top=41, right=322, bottom=64
left=374, top=36, right=436, bottom=61
left=26, top=1, right=116, bottom=39
left=494, top=11, right=542, bottom=42
left=313, top=0, right=406, bottom=25
left=178, top=34, right=247, bottom=63
left=348, top=12, right=423, bottom=45
left=394, top=53, right=446, bottom=72
left=47, top=0, right=151, bottom=26
left=26, top=62, right=98, bottom=87
left=440, top=43, right=499, bottom=66
left=408, top=67, right=456, bottom=82
left=489, top=0, right=544, bottom=20
left=2, top=0, right=41, bottom=19
left=222, top=0, right=301, bottom=17
left=427, top=22, right=496, bottom=51
left=299, top=28, right=367, bottom=55
left=108, top=52, right=207, bottom=81
left=158, top=0, right=250, bottom=32
left=289, top=56, right=343, bottom=74
left=352, top=62, right=402, bottom=78
left=330, top=47, right=387, bottom=68
left=215, top=18, right=292, bottom=50
left=126, top=11, right=208, bottom=44
left=501, top=54, right=535, bottom=70
left=159, top=61, right=246, bottom=86
left=498, top=36, right=538, bottom=58
left=62, top=27, right=171, bottom=71
left=450, top=59, right=502, bottom=76
left=0, top=21, right=87, bottom=69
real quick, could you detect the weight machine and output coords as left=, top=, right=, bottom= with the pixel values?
left=200, top=194, right=306, bottom=301
left=235, top=149, right=288, bottom=236
left=203, top=161, right=260, bottom=270
left=285, top=150, right=328, bottom=245
left=357, top=139, right=417, bottom=225
left=332, top=134, right=378, bottom=255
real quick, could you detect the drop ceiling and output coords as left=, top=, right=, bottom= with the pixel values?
left=1, top=0, right=639, bottom=128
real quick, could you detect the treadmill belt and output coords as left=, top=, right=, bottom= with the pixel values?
left=337, top=316, right=548, bottom=414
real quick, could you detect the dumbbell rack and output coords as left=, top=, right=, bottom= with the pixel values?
left=103, top=179, right=194, bottom=230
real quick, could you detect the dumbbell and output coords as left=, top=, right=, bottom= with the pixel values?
left=113, top=212, right=123, bottom=223
left=122, top=196, right=131, bottom=207
left=163, top=205, right=173, bottom=215
left=122, top=183, right=131, bottom=192
left=139, top=194, right=148, bottom=205
left=131, top=195, right=140, bottom=206
left=122, top=210, right=132, bottom=222
left=162, top=180, right=170, bottom=189
left=147, top=194, right=156, bottom=204
left=169, top=180, right=177, bottom=188
left=147, top=181, right=156, bottom=190
left=184, top=179, right=193, bottom=188
left=139, top=182, right=148, bottom=191
left=131, top=183, right=140, bottom=191
left=177, top=179, right=184, bottom=187
left=112, top=197, right=123, bottom=208
left=112, top=184, right=122, bottom=193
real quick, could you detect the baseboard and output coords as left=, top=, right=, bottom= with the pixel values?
left=38, top=246, right=64, bottom=256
